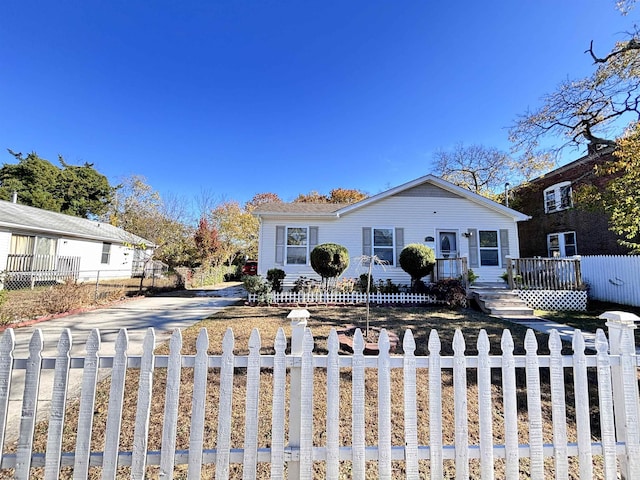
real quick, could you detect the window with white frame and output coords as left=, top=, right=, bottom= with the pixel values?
left=547, top=232, right=577, bottom=257
left=101, top=242, right=112, bottom=264
left=479, top=230, right=500, bottom=266
left=372, top=228, right=394, bottom=265
left=286, top=227, right=308, bottom=265
left=544, top=181, right=573, bottom=213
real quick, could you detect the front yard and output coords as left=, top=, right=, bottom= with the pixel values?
left=8, top=303, right=615, bottom=479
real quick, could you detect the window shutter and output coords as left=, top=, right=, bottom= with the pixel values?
left=309, top=226, right=319, bottom=250
left=500, top=229, right=510, bottom=267
left=275, top=226, right=285, bottom=265
left=362, top=227, right=372, bottom=261
left=395, top=228, right=404, bottom=266
left=468, top=228, right=479, bottom=268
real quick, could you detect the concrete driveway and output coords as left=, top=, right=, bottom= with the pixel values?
left=2, top=283, right=246, bottom=443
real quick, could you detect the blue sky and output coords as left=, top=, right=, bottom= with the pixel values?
left=0, top=1, right=634, bottom=210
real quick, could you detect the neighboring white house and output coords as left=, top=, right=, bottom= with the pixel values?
left=253, top=175, right=531, bottom=286
left=0, top=199, right=155, bottom=286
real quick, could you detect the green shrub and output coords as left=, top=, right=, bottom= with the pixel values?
left=242, top=275, right=272, bottom=299
left=266, top=268, right=286, bottom=293
left=426, top=279, right=467, bottom=308
left=467, top=268, right=479, bottom=284
left=399, top=244, right=436, bottom=291
left=310, top=243, right=350, bottom=289
left=291, top=276, right=321, bottom=294
left=357, top=273, right=376, bottom=293
left=377, top=279, right=400, bottom=294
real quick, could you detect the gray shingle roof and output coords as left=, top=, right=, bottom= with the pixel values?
left=252, top=203, right=349, bottom=215
left=0, top=200, right=153, bottom=246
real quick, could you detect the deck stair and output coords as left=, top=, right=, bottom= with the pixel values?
left=471, top=283, right=535, bottom=318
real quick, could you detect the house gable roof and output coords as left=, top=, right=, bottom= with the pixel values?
left=252, top=202, right=348, bottom=216
left=0, top=200, right=154, bottom=246
left=254, top=175, right=530, bottom=221
left=516, top=146, right=615, bottom=189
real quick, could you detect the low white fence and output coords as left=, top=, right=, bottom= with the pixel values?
left=248, top=291, right=441, bottom=305
left=1, top=311, right=640, bottom=479
left=581, top=255, right=640, bottom=307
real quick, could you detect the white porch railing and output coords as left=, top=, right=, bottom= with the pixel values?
left=3, top=255, right=81, bottom=289
left=1, top=311, right=639, bottom=479
left=506, top=257, right=584, bottom=291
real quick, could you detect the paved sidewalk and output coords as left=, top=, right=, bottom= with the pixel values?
left=499, top=311, right=640, bottom=353
left=2, top=283, right=246, bottom=443
left=500, top=315, right=599, bottom=350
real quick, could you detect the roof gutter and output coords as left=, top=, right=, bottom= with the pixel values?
left=0, top=221, right=155, bottom=246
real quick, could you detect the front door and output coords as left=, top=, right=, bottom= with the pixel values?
left=436, top=231, right=460, bottom=278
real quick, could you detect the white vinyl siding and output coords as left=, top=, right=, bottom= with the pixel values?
left=258, top=195, right=521, bottom=283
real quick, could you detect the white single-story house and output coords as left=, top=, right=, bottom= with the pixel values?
left=253, top=175, right=531, bottom=287
left=0, top=199, right=155, bottom=287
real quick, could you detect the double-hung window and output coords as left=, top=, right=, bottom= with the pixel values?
left=547, top=232, right=577, bottom=257
left=101, top=242, right=112, bottom=264
left=544, top=181, right=573, bottom=213
left=372, top=228, right=394, bottom=265
left=286, top=227, right=308, bottom=265
left=479, top=230, right=500, bottom=266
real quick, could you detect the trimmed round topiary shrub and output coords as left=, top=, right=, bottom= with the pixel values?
left=310, top=243, right=350, bottom=290
left=399, top=243, right=436, bottom=290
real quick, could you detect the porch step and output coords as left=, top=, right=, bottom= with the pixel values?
left=471, top=284, right=535, bottom=318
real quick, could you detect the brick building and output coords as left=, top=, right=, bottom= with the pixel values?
left=511, top=146, right=630, bottom=258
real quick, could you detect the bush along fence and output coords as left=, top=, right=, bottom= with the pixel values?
left=1, top=311, right=640, bottom=479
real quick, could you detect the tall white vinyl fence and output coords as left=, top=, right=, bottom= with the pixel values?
left=581, top=255, right=640, bottom=307
left=1, top=310, right=640, bottom=479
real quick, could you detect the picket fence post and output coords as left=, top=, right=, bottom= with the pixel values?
left=602, top=310, right=640, bottom=480
left=287, top=309, right=310, bottom=480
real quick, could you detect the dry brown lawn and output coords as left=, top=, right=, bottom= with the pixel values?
left=8, top=305, right=606, bottom=479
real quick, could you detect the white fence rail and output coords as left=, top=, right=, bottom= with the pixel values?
left=581, top=255, right=640, bottom=307
left=1, top=312, right=640, bottom=479
left=249, top=291, right=441, bottom=305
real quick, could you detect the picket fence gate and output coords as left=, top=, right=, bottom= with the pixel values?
left=1, top=310, right=640, bottom=479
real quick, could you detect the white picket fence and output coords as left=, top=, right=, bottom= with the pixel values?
left=581, top=255, right=640, bottom=307
left=248, top=291, right=440, bottom=305
left=1, top=311, right=640, bottom=479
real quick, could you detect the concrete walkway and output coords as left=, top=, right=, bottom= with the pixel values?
left=498, top=311, right=640, bottom=353
left=3, top=283, right=246, bottom=443
left=499, top=314, right=599, bottom=350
